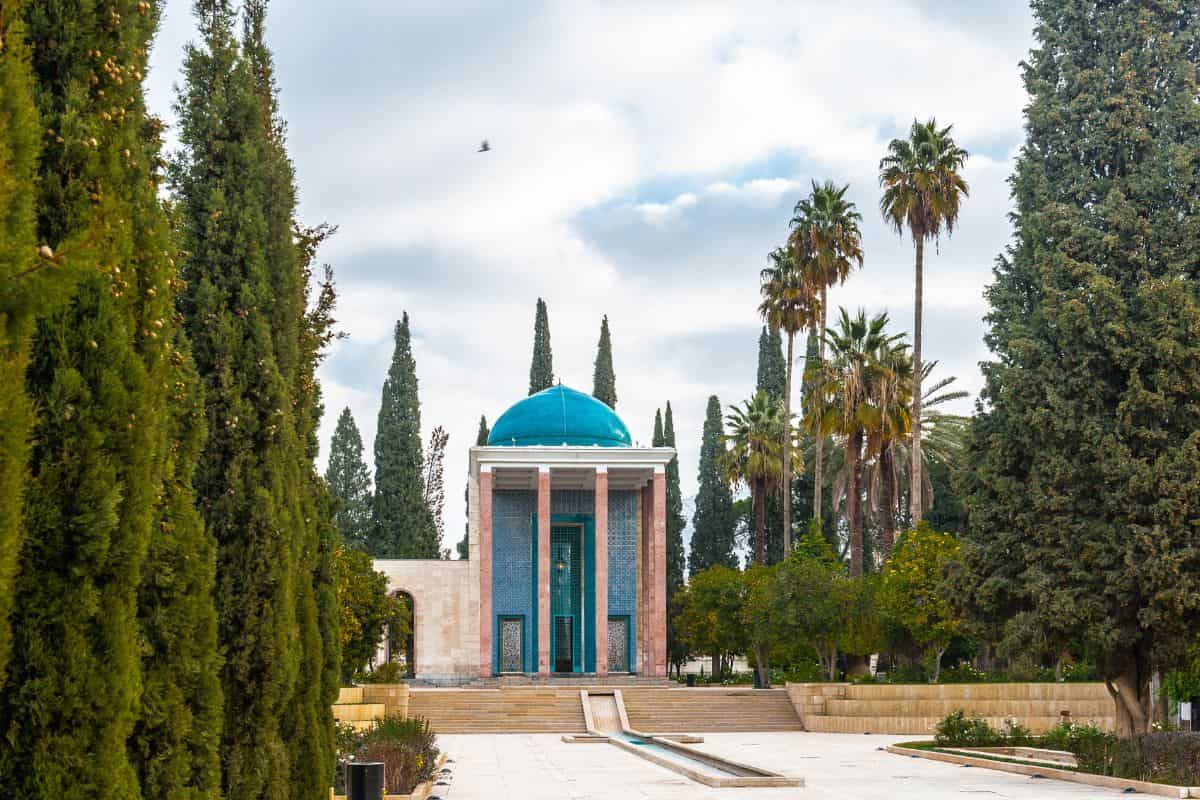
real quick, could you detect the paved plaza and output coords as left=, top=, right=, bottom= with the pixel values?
left=436, top=731, right=1131, bottom=799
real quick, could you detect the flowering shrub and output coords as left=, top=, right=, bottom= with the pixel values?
left=339, top=714, right=439, bottom=795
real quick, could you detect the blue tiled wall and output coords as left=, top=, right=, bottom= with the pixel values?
left=492, top=490, right=535, bottom=671
left=551, top=489, right=594, bottom=515
left=608, top=490, right=638, bottom=669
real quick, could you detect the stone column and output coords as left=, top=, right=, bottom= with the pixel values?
left=640, top=480, right=653, bottom=676
left=653, top=467, right=668, bottom=678
left=537, top=467, right=551, bottom=674
left=594, top=467, right=609, bottom=676
left=478, top=467, right=493, bottom=678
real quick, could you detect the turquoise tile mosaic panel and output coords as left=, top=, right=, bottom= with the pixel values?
left=492, top=490, right=535, bottom=672
left=607, top=489, right=638, bottom=669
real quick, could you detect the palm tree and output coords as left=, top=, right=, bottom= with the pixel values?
left=723, top=391, right=786, bottom=565
left=809, top=309, right=902, bottom=576
left=759, top=246, right=820, bottom=558
left=865, top=339, right=913, bottom=560
left=879, top=118, right=969, bottom=523
left=789, top=181, right=864, bottom=526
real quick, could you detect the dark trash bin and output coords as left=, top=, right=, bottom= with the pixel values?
left=686, top=673, right=696, bottom=687
left=346, top=761, right=385, bottom=800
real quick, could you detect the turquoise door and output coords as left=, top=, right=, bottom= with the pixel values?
left=550, top=525, right=582, bottom=672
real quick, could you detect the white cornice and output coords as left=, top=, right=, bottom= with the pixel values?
left=469, top=445, right=675, bottom=477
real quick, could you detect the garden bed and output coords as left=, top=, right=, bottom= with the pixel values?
left=889, top=742, right=1200, bottom=798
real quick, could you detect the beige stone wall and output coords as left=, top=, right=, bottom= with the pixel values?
left=374, top=558, right=480, bottom=682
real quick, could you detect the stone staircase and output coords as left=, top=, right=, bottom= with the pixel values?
left=405, top=687, right=588, bottom=733
left=621, top=688, right=803, bottom=733
left=787, top=682, right=1116, bottom=735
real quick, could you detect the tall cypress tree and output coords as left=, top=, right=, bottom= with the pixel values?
left=0, top=0, right=42, bottom=688
left=459, top=415, right=488, bottom=559
left=326, top=407, right=372, bottom=551
left=372, top=313, right=437, bottom=558
left=528, top=297, right=553, bottom=394
left=174, top=0, right=336, bottom=795
left=592, top=314, right=616, bottom=407
left=690, top=395, right=736, bottom=574
left=132, top=332, right=223, bottom=800
left=755, top=326, right=785, bottom=562
left=958, top=0, right=1200, bottom=736
left=0, top=0, right=182, bottom=795
left=662, top=403, right=687, bottom=672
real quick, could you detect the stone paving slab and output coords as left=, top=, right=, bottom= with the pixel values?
left=436, top=731, right=1133, bottom=799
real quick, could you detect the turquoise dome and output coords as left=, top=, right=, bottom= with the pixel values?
left=488, top=385, right=632, bottom=447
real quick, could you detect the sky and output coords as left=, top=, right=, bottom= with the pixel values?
left=146, top=0, right=1035, bottom=554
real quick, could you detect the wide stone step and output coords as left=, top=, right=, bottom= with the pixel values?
left=842, top=682, right=1111, bottom=702
left=621, top=688, right=802, bottom=732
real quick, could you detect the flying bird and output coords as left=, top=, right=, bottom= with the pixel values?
left=478, top=139, right=490, bottom=153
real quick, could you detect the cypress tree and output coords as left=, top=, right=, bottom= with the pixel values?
left=755, top=326, right=785, bottom=562
left=528, top=297, right=553, bottom=394
left=326, top=407, right=372, bottom=551
left=132, top=332, right=223, bottom=800
left=174, top=0, right=336, bottom=795
left=0, top=0, right=182, bottom=795
left=371, top=313, right=437, bottom=558
left=459, top=415, right=488, bottom=559
left=958, top=0, right=1200, bottom=736
left=592, top=314, right=616, bottom=408
left=0, top=0, right=41, bottom=687
left=662, top=403, right=688, bottom=672
left=690, top=395, right=736, bottom=574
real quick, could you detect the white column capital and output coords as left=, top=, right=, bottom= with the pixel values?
left=480, top=464, right=492, bottom=473
left=538, top=465, right=551, bottom=474
left=595, top=465, right=608, bottom=474
left=653, top=465, right=666, bottom=474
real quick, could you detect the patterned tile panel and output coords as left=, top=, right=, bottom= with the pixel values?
left=492, top=490, right=536, bottom=671
left=607, top=489, right=637, bottom=667
left=551, top=489, right=594, bottom=515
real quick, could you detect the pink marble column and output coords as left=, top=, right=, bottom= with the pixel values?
left=478, top=469, right=494, bottom=678
left=640, top=481, right=653, bottom=676
left=537, top=467, right=551, bottom=674
left=594, top=467, right=609, bottom=676
left=652, top=468, right=668, bottom=677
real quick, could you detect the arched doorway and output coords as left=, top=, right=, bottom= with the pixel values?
left=387, top=590, right=416, bottom=679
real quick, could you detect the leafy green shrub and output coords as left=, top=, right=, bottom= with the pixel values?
left=939, top=662, right=993, bottom=683
left=1040, top=721, right=1117, bottom=773
left=1000, top=719, right=1033, bottom=747
left=934, top=711, right=1003, bottom=747
left=348, top=715, right=439, bottom=795
left=360, top=661, right=404, bottom=684
left=1119, top=733, right=1200, bottom=785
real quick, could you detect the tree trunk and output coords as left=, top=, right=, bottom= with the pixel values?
left=847, top=429, right=863, bottom=576
left=782, top=331, right=794, bottom=557
left=909, top=236, right=925, bottom=522
left=933, top=646, right=946, bottom=683
left=813, top=288, right=827, bottom=521
left=753, top=642, right=770, bottom=689
left=753, top=478, right=766, bottom=565
left=879, top=442, right=896, bottom=557
left=828, top=646, right=839, bottom=682
left=711, top=652, right=720, bottom=679
left=1105, top=643, right=1152, bottom=738
left=847, top=654, right=869, bottom=677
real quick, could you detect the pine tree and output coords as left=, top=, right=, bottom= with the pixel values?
left=662, top=403, right=688, bottom=673
left=690, top=395, right=736, bottom=574
left=173, top=0, right=336, bottom=795
left=372, top=313, right=437, bottom=558
left=958, top=0, right=1200, bottom=737
left=755, top=326, right=786, bottom=562
left=0, top=0, right=42, bottom=688
left=326, top=407, right=373, bottom=551
left=528, top=297, right=553, bottom=394
left=0, top=0, right=184, bottom=795
left=459, top=415, right=488, bottom=559
left=423, top=426, right=448, bottom=554
left=592, top=314, right=616, bottom=407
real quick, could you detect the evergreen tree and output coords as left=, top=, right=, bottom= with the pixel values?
left=755, top=326, right=786, bottom=562
left=173, top=0, right=337, bottom=795
left=0, top=0, right=186, bottom=795
left=0, top=0, right=42, bottom=688
left=459, top=415, right=488, bottom=559
left=690, top=395, right=736, bottom=574
left=528, top=297, right=553, bottom=394
left=372, top=313, right=437, bottom=558
left=326, top=407, right=373, bottom=551
left=422, top=425, right=448, bottom=554
left=132, top=333, right=223, bottom=800
left=592, top=314, right=616, bottom=407
left=662, top=403, right=688, bottom=673
left=958, top=0, right=1200, bottom=737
